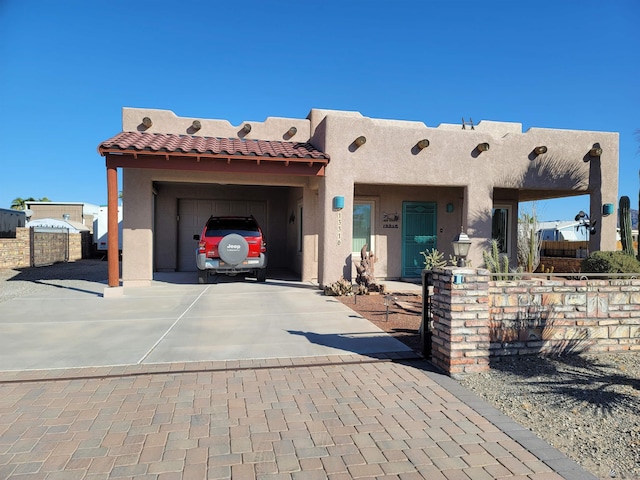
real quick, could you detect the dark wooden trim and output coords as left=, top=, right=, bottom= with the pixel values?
left=105, top=153, right=326, bottom=176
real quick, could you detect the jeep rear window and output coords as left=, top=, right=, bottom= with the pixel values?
left=205, top=218, right=260, bottom=237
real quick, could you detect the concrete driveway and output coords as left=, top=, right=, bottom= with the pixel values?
left=0, top=272, right=415, bottom=372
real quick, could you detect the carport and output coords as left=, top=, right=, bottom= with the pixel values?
left=98, top=132, right=329, bottom=288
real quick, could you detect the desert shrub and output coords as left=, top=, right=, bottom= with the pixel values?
left=581, top=251, right=640, bottom=275
left=421, top=248, right=447, bottom=270
left=483, top=239, right=522, bottom=280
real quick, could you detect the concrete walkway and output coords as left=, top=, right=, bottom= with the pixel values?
left=0, top=272, right=596, bottom=479
left=0, top=275, right=416, bottom=371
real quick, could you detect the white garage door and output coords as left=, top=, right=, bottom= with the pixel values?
left=178, top=199, right=267, bottom=271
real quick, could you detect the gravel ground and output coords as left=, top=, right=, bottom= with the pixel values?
left=0, top=259, right=109, bottom=303
left=458, top=353, right=640, bottom=480
left=2, top=264, right=639, bottom=478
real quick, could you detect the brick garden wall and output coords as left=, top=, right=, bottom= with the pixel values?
left=429, top=267, right=640, bottom=377
left=490, top=279, right=640, bottom=356
left=0, top=228, right=30, bottom=268
left=0, top=227, right=84, bottom=269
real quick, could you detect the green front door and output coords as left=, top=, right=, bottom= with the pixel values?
left=402, top=202, right=437, bottom=278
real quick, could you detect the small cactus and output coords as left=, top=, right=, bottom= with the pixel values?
left=421, top=248, right=447, bottom=270
left=539, top=264, right=554, bottom=274
left=483, top=239, right=522, bottom=280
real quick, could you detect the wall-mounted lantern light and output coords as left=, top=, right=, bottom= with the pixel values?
left=602, top=203, right=614, bottom=216
left=192, top=120, right=202, bottom=131
left=287, top=126, right=297, bottom=137
left=333, top=196, right=345, bottom=210
left=590, top=146, right=603, bottom=157
left=452, top=227, right=472, bottom=267
left=534, top=146, right=548, bottom=155
left=242, top=123, right=252, bottom=134
left=142, top=117, right=153, bottom=128
left=476, top=142, right=490, bottom=152
left=417, top=139, right=430, bottom=150
left=354, top=136, right=367, bottom=147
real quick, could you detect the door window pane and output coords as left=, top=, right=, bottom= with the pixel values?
left=492, top=207, right=510, bottom=253
left=353, top=203, right=371, bottom=253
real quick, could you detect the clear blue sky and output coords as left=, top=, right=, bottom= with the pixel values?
left=1, top=0, right=638, bottom=221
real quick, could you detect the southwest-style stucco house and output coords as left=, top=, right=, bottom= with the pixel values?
left=98, top=108, right=618, bottom=290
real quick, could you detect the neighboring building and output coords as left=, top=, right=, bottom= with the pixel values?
left=538, top=221, right=589, bottom=241
left=98, top=108, right=619, bottom=288
left=0, top=208, right=25, bottom=238
left=25, top=201, right=100, bottom=233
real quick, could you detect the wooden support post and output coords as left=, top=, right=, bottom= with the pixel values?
left=107, top=162, right=119, bottom=287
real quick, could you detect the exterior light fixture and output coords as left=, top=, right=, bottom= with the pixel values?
left=354, top=136, right=367, bottom=147
left=242, top=123, right=252, bottom=133
left=287, top=126, right=297, bottom=137
left=534, top=146, right=547, bottom=155
left=476, top=142, right=490, bottom=152
left=142, top=117, right=153, bottom=128
left=602, top=203, right=614, bottom=216
left=590, top=146, right=603, bottom=157
left=452, top=227, right=472, bottom=267
left=417, top=139, right=430, bottom=150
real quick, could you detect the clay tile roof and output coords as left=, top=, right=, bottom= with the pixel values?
left=98, top=131, right=329, bottom=160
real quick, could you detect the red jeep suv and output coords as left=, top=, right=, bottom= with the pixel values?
left=194, top=216, right=267, bottom=283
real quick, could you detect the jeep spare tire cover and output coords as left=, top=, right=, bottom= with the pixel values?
left=218, top=234, right=249, bottom=266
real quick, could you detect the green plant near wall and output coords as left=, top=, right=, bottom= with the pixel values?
left=619, top=196, right=634, bottom=256
left=483, top=239, right=522, bottom=280
left=517, top=207, right=541, bottom=273
left=421, top=248, right=447, bottom=270
left=582, top=251, right=640, bottom=277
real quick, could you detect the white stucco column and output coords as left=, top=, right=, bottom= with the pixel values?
left=122, top=169, right=154, bottom=287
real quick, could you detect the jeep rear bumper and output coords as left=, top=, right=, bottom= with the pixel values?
left=196, top=253, right=266, bottom=273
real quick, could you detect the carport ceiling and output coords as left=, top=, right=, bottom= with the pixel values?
left=98, top=131, right=330, bottom=176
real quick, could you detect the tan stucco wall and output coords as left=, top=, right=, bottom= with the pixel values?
left=115, top=108, right=619, bottom=287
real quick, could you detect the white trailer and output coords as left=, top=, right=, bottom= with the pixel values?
left=93, top=206, right=122, bottom=252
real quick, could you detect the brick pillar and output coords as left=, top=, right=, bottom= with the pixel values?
left=430, top=267, right=490, bottom=377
